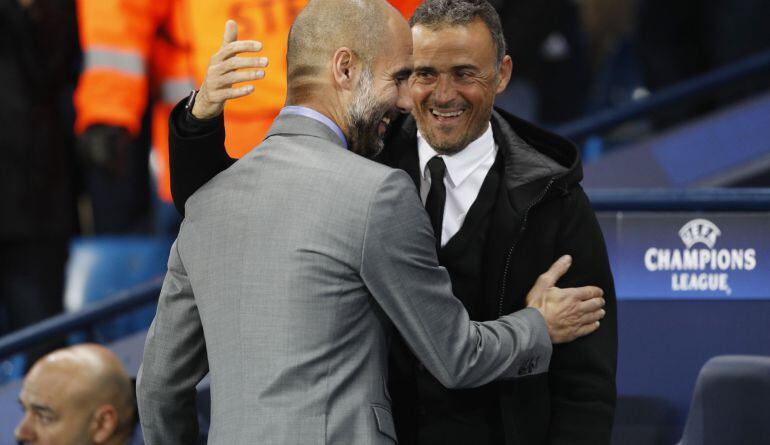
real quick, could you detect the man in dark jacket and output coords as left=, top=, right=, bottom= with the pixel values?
left=167, top=1, right=617, bottom=444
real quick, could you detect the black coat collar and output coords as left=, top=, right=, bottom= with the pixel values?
left=377, top=108, right=583, bottom=215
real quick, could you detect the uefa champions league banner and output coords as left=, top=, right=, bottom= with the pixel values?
left=597, top=213, right=770, bottom=300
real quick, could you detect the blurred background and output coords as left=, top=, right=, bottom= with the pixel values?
left=1, top=0, right=769, bottom=443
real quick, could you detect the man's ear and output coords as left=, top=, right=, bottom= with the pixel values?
left=332, top=47, right=357, bottom=90
left=495, top=54, right=513, bottom=94
left=91, top=405, right=119, bottom=444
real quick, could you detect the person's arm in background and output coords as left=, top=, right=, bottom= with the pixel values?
left=547, top=186, right=618, bottom=445
left=73, top=0, right=168, bottom=175
left=169, top=21, right=266, bottom=214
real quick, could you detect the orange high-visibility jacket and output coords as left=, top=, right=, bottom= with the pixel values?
left=74, top=0, right=421, bottom=202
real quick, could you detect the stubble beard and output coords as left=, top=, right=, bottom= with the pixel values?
left=347, top=67, right=388, bottom=159
left=416, top=103, right=492, bottom=156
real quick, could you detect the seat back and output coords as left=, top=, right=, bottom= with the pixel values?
left=678, top=355, right=770, bottom=445
left=64, top=236, right=172, bottom=341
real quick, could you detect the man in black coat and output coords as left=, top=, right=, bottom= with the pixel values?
left=167, top=1, right=617, bottom=443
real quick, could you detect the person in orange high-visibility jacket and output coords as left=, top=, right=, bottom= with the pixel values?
left=74, top=0, right=421, bottom=204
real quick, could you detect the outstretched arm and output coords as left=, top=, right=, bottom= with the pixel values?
left=169, top=20, right=266, bottom=214
left=361, top=170, right=605, bottom=389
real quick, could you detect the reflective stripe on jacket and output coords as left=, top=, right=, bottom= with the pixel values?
left=75, top=0, right=422, bottom=202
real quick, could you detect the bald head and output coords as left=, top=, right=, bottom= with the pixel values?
left=282, top=0, right=413, bottom=157
left=17, top=344, right=136, bottom=445
left=286, top=0, right=399, bottom=95
left=34, top=344, right=133, bottom=411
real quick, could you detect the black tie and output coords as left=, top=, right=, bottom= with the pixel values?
left=425, top=156, right=446, bottom=251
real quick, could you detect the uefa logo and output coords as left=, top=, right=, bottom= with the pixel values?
left=644, top=218, right=756, bottom=295
left=678, top=218, right=721, bottom=249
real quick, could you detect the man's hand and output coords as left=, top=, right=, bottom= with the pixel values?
left=526, top=255, right=605, bottom=344
left=77, top=124, right=131, bottom=177
left=192, top=20, right=269, bottom=120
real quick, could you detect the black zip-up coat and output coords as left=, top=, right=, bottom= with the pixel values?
left=378, top=109, right=617, bottom=445
left=168, top=101, right=618, bottom=445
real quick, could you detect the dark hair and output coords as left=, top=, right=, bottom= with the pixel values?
left=409, top=0, right=506, bottom=66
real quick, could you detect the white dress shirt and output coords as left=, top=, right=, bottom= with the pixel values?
left=417, top=124, right=498, bottom=247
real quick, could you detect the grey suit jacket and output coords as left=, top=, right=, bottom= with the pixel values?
left=137, top=113, right=552, bottom=445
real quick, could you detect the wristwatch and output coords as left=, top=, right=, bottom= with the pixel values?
left=184, top=89, right=198, bottom=111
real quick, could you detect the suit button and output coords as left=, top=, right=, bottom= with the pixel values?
left=518, top=357, right=534, bottom=376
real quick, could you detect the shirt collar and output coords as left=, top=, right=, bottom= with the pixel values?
left=280, top=106, right=348, bottom=149
left=417, top=123, right=495, bottom=188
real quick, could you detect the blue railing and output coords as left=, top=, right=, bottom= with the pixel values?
left=555, top=48, right=770, bottom=141
left=2, top=188, right=770, bottom=360
left=0, top=278, right=162, bottom=360
left=3, top=188, right=770, bottom=360
left=587, top=188, right=770, bottom=211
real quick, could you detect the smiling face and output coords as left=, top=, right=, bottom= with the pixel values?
left=346, top=9, right=413, bottom=158
left=409, top=18, right=511, bottom=154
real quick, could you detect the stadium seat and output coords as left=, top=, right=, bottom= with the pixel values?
left=677, top=355, right=770, bottom=445
left=64, top=236, right=172, bottom=341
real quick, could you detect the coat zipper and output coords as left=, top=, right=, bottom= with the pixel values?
left=497, top=177, right=557, bottom=317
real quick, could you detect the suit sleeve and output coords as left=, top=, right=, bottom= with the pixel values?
left=360, top=169, right=553, bottom=389
left=137, top=234, right=209, bottom=445
left=547, top=186, right=618, bottom=445
left=168, top=99, right=236, bottom=215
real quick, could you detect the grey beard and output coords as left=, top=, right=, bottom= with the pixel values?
left=346, top=67, right=385, bottom=158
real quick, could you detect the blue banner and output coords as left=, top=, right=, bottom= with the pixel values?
left=598, top=213, right=770, bottom=299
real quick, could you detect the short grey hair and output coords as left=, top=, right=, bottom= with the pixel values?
left=409, top=0, right=506, bottom=67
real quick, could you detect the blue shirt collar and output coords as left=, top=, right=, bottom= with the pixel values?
left=279, top=106, right=348, bottom=149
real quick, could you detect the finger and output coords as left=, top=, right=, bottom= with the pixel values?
left=578, top=308, right=606, bottom=325
left=211, top=41, right=263, bottom=64
left=222, top=84, right=255, bottom=100
left=204, top=83, right=253, bottom=104
left=215, top=69, right=265, bottom=88
left=221, top=20, right=238, bottom=48
left=531, top=255, right=572, bottom=297
left=575, top=296, right=605, bottom=313
left=220, top=40, right=264, bottom=60
left=568, top=285, right=603, bottom=301
left=574, top=321, right=601, bottom=339
left=214, top=56, right=269, bottom=75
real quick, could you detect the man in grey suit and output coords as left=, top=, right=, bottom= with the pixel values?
left=136, top=1, right=605, bottom=443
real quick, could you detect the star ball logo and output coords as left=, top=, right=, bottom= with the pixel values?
left=643, top=219, right=757, bottom=295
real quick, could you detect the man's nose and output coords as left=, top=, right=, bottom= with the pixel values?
left=432, top=75, right=457, bottom=105
left=14, top=414, right=34, bottom=443
left=396, top=82, right=413, bottom=114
